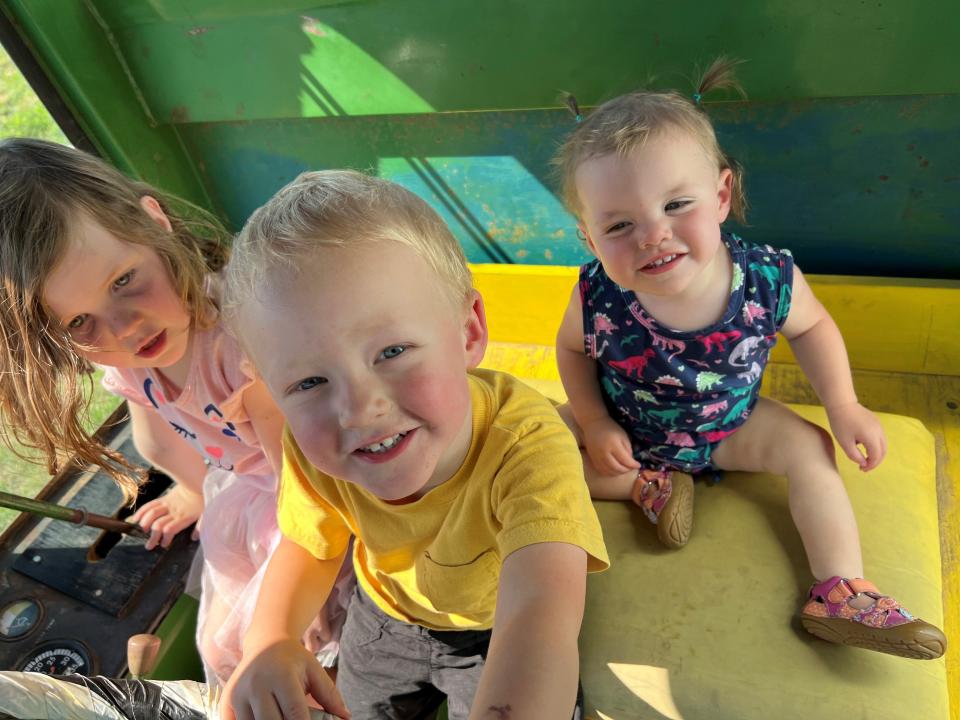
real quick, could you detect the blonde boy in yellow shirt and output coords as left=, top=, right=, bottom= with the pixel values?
left=220, top=170, right=609, bottom=720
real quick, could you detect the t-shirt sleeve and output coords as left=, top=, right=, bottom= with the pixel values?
left=276, top=426, right=352, bottom=561
left=490, top=410, right=609, bottom=573
left=100, top=366, right=152, bottom=407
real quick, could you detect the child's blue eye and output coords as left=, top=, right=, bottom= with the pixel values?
left=295, top=377, right=326, bottom=392
left=113, top=270, right=135, bottom=289
left=665, top=199, right=691, bottom=212
left=606, top=221, right=630, bottom=234
left=380, top=345, right=407, bottom=360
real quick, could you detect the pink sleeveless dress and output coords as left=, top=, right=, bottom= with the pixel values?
left=102, top=325, right=352, bottom=686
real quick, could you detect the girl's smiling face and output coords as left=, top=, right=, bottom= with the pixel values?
left=42, top=198, right=193, bottom=374
left=575, top=129, right=733, bottom=302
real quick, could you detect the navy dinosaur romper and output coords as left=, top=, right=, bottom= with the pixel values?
left=580, top=233, right=794, bottom=473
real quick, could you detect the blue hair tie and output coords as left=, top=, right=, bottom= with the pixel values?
left=575, top=114, right=583, bottom=123
left=692, top=92, right=702, bottom=105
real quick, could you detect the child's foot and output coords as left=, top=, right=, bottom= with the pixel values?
left=799, top=576, right=946, bottom=659
left=630, top=468, right=694, bottom=549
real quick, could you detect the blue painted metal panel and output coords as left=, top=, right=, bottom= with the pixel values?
left=184, top=94, right=960, bottom=278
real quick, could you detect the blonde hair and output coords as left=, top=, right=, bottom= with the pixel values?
left=224, top=169, right=473, bottom=320
left=0, top=138, right=230, bottom=498
left=555, top=57, right=748, bottom=222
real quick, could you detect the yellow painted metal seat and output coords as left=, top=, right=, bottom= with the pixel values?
left=480, top=349, right=948, bottom=720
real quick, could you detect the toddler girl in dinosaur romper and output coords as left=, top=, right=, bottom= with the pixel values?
left=554, top=59, right=946, bottom=659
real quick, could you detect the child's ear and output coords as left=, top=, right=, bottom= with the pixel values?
left=139, top=195, right=173, bottom=233
left=717, top=169, right=734, bottom=223
left=462, top=290, right=489, bottom=369
left=578, top=223, right=600, bottom=256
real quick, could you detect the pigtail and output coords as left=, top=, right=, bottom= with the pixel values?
left=559, top=91, right=583, bottom=123
left=692, top=57, right=749, bottom=223
left=694, top=56, right=747, bottom=102
left=724, top=154, right=749, bottom=224
left=553, top=57, right=750, bottom=218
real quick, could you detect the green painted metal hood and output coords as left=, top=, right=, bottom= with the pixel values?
left=2, top=0, right=958, bottom=277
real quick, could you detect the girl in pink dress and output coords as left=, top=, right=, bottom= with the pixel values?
left=0, top=137, right=352, bottom=686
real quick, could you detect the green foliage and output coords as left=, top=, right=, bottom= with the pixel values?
left=0, top=44, right=67, bottom=143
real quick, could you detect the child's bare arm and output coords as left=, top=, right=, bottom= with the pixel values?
left=557, top=285, right=639, bottom=475
left=222, top=536, right=350, bottom=720
left=556, top=285, right=607, bottom=426
left=242, top=379, right=286, bottom=477
left=469, top=542, right=588, bottom=720
left=128, top=402, right=207, bottom=549
left=780, top=267, right=886, bottom=470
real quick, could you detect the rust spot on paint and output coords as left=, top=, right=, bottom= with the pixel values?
left=878, top=175, right=889, bottom=181
left=170, top=106, right=190, bottom=123
left=852, top=124, right=863, bottom=134
left=919, top=157, right=929, bottom=167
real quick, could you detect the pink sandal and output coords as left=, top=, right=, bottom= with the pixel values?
left=800, top=576, right=946, bottom=659
left=630, top=468, right=694, bottom=549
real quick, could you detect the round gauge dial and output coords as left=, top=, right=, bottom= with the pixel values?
left=19, top=641, right=92, bottom=675
left=0, top=599, right=42, bottom=640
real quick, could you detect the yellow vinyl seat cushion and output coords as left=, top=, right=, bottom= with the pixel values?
left=480, top=345, right=948, bottom=720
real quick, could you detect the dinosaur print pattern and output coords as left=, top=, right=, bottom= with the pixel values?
left=580, top=234, right=794, bottom=472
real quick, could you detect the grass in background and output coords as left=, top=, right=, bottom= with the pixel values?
left=0, top=46, right=119, bottom=532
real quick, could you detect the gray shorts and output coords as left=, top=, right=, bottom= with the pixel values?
left=337, top=585, right=584, bottom=720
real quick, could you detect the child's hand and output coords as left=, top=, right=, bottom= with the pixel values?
left=582, top=416, right=641, bottom=476
left=825, top=401, right=887, bottom=472
left=130, top=484, right=204, bottom=550
left=220, top=638, right=350, bottom=720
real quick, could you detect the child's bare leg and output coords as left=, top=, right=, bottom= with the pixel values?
left=712, top=397, right=945, bottom=658
left=197, top=588, right=237, bottom=686
left=711, top=397, right=862, bottom=580
left=556, top=402, right=636, bottom=500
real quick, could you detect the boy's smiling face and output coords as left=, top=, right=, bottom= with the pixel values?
left=238, top=240, right=487, bottom=502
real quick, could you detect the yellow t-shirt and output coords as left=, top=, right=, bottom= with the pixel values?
left=278, top=368, right=609, bottom=630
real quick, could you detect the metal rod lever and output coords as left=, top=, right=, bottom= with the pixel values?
left=0, top=490, right=148, bottom=538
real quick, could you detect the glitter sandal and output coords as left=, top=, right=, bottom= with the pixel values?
left=630, top=468, right=694, bottom=549
left=800, top=576, right=946, bottom=660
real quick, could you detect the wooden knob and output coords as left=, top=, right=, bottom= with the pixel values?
left=127, top=633, right=162, bottom=678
